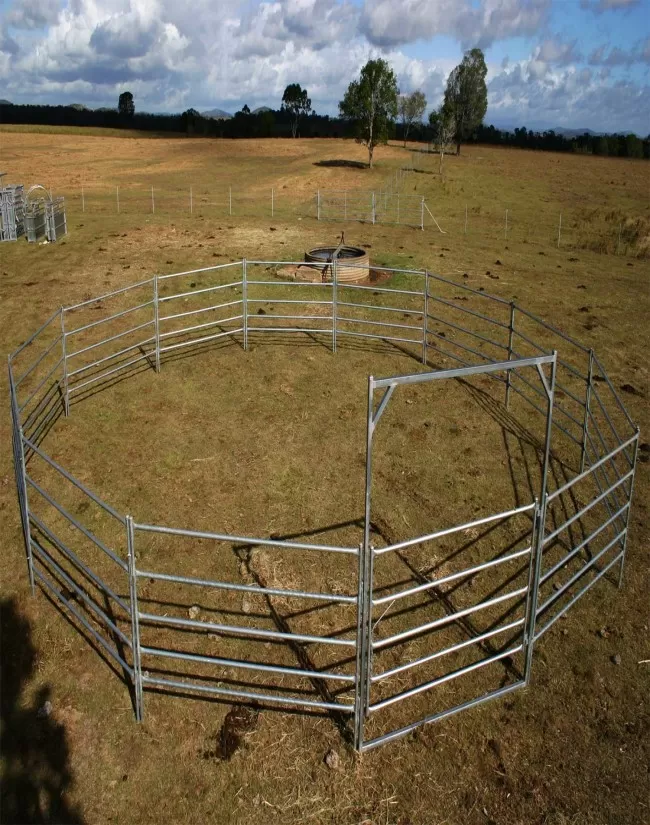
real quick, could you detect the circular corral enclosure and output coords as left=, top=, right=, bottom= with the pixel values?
left=8, top=257, right=639, bottom=752
left=305, top=245, right=370, bottom=282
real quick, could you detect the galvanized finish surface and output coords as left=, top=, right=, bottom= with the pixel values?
left=7, top=258, right=640, bottom=752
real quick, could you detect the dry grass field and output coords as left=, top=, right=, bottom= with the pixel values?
left=1, top=129, right=649, bottom=825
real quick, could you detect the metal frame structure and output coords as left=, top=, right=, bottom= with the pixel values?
left=317, top=189, right=426, bottom=230
left=8, top=259, right=639, bottom=751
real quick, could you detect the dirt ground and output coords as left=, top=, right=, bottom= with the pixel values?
left=1, top=132, right=649, bottom=825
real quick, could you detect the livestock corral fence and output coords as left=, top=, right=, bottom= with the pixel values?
left=9, top=259, right=639, bottom=751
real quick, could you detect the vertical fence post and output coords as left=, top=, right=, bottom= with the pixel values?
left=617, top=222, right=622, bottom=255
left=151, top=186, right=155, bottom=214
left=420, top=197, right=424, bottom=231
left=421, top=270, right=428, bottom=364
left=60, top=309, right=70, bottom=417
left=153, top=275, right=161, bottom=373
left=317, top=190, right=321, bottom=221
left=126, top=515, right=144, bottom=722
left=505, top=302, right=516, bottom=409
left=580, top=349, right=594, bottom=473
left=557, top=212, right=562, bottom=248
left=190, top=186, right=193, bottom=215
left=331, top=257, right=337, bottom=353
left=523, top=498, right=542, bottom=684
left=618, top=429, right=640, bottom=589
left=8, top=359, right=35, bottom=595
left=372, top=192, right=376, bottom=225
left=81, top=185, right=85, bottom=213
left=464, top=204, right=468, bottom=235
left=242, top=258, right=248, bottom=351
left=505, top=209, right=508, bottom=240
left=229, top=187, right=232, bottom=216
left=271, top=188, right=274, bottom=218
left=344, top=191, right=347, bottom=221
left=397, top=194, right=400, bottom=224
left=116, top=186, right=120, bottom=214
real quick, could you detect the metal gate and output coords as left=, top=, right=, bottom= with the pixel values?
left=355, top=354, right=557, bottom=750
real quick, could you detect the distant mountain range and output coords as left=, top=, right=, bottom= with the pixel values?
left=554, top=127, right=602, bottom=138
left=201, top=108, right=232, bottom=120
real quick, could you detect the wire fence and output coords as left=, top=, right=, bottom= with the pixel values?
left=8, top=259, right=639, bottom=751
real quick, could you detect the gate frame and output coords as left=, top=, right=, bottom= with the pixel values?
left=355, top=353, right=557, bottom=751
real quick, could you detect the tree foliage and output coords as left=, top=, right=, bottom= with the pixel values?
left=118, top=91, right=134, bottom=118
left=443, top=48, right=487, bottom=155
left=398, top=91, right=426, bottom=147
left=281, top=83, right=312, bottom=137
left=339, top=59, right=399, bottom=167
left=429, top=106, right=455, bottom=173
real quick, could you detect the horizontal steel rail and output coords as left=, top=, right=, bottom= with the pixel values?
left=337, top=300, right=422, bottom=317
left=33, top=568, right=133, bottom=676
left=133, top=521, right=358, bottom=555
left=68, top=351, right=153, bottom=396
left=246, top=298, right=332, bottom=306
left=543, top=469, right=633, bottom=545
left=337, top=282, right=422, bottom=297
left=141, top=646, right=355, bottom=682
left=65, top=301, right=154, bottom=337
left=68, top=337, right=155, bottom=379
left=336, top=329, right=420, bottom=346
left=65, top=278, right=154, bottom=312
left=67, top=319, right=155, bottom=360
left=514, top=306, right=590, bottom=354
left=375, top=503, right=535, bottom=556
left=17, top=356, right=64, bottom=414
left=540, top=503, right=629, bottom=585
left=373, top=355, right=554, bottom=389
left=141, top=674, right=353, bottom=713
left=22, top=436, right=125, bottom=524
left=158, top=326, right=243, bottom=353
left=338, top=315, right=420, bottom=333
left=10, top=307, right=62, bottom=360
left=32, top=539, right=132, bottom=648
left=427, top=271, right=511, bottom=305
left=30, top=512, right=129, bottom=613
left=248, top=326, right=332, bottom=336
left=373, top=546, right=532, bottom=606
left=428, top=295, right=510, bottom=330
left=137, top=569, right=356, bottom=604
left=158, top=262, right=242, bottom=281
left=592, top=353, right=637, bottom=432
left=159, top=281, right=242, bottom=303
left=15, top=334, right=63, bottom=387
left=158, top=314, right=243, bottom=340
left=138, top=611, right=356, bottom=647
left=159, top=299, right=244, bottom=323
left=372, top=618, right=525, bottom=682
left=26, top=475, right=127, bottom=569
left=427, top=327, right=500, bottom=367
left=373, top=587, right=528, bottom=651
left=426, top=310, right=508, bottom=351
left=369, top=644, right=523, bottom=712
left=534, top=552, right=624, bottom=641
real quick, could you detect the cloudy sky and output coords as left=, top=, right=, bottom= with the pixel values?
left=1, top=0, right=649, bottom=133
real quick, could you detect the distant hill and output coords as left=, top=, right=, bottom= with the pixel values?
left=95, top=106, right=116, bottom=113
left=201, top=108, right=232, bottom=120
left=252, top=106, right=272, bottom=114
left=555, top=127, right=602, bottom=138
left=68, top=103, right=89, bottom=111
left=0, top=99, right=11, bottom=105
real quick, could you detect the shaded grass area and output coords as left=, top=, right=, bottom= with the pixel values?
left=1, top=135, right=649, bottom=825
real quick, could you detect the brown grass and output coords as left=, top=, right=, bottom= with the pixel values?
left=1, top=133, right=649, bottom=825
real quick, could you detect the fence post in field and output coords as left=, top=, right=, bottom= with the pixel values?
left=557, top=212, right=562, bottom=248
left=505, top=209, right=508, bottom=240
left=151, top=186, right=155, bottom=214
left=580, top=349, right=594, bottom=473
left=271, top=188, right=274, bottom=218
left=344, top=191, right=347, bottom=221
left=422, top=270, right=428, bottom=364
left=617, top=223, right=622, bottom=255
left=505, top=303, right=516, bottom=410
left=153, top=275, right=161, bottom=373
left=317, top=190, right=321, bottom=221
left=372, top=192, right=376, bottom=225
left=242, top=258, right=248, bottom=352
left=229, top=187, right=232, bottom=216
left=190, top=186, right=193, bottom=215
left=81, top=185, right=85, bottom=213
left=116, top=186, right=120, bottom=214
left=421, top=197, right=425, bottom=231
left=332, top=258, right=337, bottom=354
left=397, top=194, right=400, bottom=224
left=60, top=310, right=70, bottom=417
left=126, top=516, right=144, bottom=722
left=464, top=204, right=468, bottom=235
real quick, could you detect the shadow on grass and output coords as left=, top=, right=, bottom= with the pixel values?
left=0, top=597, right=85, bottom=825
left=313, top=159, right=368, bottom=169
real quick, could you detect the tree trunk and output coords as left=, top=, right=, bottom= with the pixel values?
left=292, top=119, right=297, bottom=138
left=368, top=145, right=373, bottom=168
left=456, top=140, right=461, bottom=155
left=439, top=149, right=444, bottom=175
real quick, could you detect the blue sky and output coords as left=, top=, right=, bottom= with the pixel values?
left=1, top=0, right=649, bottom=133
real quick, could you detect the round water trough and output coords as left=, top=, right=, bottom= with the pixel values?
left=305, top=245, right=369, bottom=283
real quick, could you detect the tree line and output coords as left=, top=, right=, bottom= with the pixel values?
left=1, top=52, right=648, bottom=161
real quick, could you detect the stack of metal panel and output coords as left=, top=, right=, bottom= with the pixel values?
left=45, top=197, right=67, bottom=241
left=0, top=183, right=25, bottom=242
left=25, top=199, right=47, bottom=243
